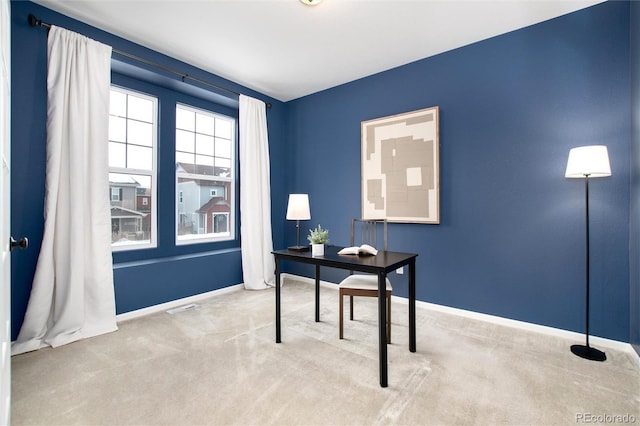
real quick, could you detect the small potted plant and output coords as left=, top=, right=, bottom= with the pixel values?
left=307, top=224, right=329, bottom=256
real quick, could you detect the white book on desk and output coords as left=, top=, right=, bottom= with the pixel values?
left=337, top=244, right=378, bottom=256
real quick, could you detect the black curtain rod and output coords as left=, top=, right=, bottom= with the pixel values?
left=28, top=14, right=272, bottom=108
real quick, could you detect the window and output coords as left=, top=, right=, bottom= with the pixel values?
left=108, top=86, right=158, bottom=250
left=213, top=212, right=229, bottom=233
left=175, top=104, right=235, bottom=244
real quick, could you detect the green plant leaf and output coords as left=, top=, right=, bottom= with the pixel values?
left=307, top=224, right=329, bottom=244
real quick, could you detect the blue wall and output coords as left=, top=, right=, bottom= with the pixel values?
left=286, top=1, right=631, bottom=342
left=11, top=1, right=635, bottom=344
left=9, top=1, right=288, bottom=339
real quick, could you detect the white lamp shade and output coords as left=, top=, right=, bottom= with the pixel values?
left=565, top=145, right=611, bottom=178
left=286, top=194, right=311, bottom=220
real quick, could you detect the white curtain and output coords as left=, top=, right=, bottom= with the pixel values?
left=12, top=26, right=117, bottom=355
left=239, top=95, right=275, bottom=290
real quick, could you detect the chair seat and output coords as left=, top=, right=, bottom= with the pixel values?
left=338, top=274, right=392, bottom=291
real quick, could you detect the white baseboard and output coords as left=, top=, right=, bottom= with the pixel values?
left=284, top=273, right=640, bottom=367
left=115, top=274, right=640, bottom=369
left=115, top=274, right=332, bottom=323
left=116, top=276, right=312, bottom=322
left=116, top=283, right=244, bottom=323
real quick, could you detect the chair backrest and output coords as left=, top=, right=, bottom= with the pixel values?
left=350, top=218, right=387, bottom=251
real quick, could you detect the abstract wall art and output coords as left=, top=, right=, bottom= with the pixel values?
left=361, top=106, right=440, bottom=224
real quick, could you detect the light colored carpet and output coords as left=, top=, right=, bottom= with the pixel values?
left=10, top=277, right=640, bottom=425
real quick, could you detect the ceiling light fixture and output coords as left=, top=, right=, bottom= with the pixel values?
left=299, top=0, right=322, bottom=6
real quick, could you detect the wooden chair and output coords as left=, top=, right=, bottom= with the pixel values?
left=338, top=219, right=391, bottom=343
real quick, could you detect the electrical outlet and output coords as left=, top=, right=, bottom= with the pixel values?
left=396, top=266, right=404, bottom=275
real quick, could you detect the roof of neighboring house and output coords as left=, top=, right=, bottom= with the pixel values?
left=176, top=162, right=230, bottom=178
left=177, top=179, right=222, bottom=188
left=196, top=197, right=230, bottom=214
left=109, top=173, right=140, bottom=186
left=110, top=206, right=147, bottom=219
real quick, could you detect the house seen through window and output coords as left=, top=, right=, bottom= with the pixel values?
left=108, top=86, right=158, bottom=251
left=175, top=104, right=235, bottom=244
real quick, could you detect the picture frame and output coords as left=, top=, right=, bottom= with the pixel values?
left=361, top=106, right=440, bottom=224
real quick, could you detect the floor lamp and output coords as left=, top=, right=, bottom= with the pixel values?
left=565, top=145, right=611, bottom=362
left=286, top=194, right=311, bottom=251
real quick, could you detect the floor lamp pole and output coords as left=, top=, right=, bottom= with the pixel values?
left=570, top=175, right=606, bottom=361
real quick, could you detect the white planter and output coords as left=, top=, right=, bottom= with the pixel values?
left=311, top=243, right=325, bottom=257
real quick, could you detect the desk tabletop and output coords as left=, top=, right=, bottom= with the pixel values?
left=273, top=245, right=417, bottom=274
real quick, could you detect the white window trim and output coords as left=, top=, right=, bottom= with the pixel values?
left=175, top=103, right=235, bottom=246
left=110, top=85, right=158, bottom=252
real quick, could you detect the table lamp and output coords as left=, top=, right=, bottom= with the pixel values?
left=286, top=194, right=311, bottom=251
left=565, top=145, right=611, bottom=362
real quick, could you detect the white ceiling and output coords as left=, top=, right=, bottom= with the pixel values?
left=32, top=0, right=605, bottom=102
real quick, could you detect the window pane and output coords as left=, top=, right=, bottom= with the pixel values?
left=176, top=129, right=194, bottom=153
left=176, top=104, right=235, bottom=244
left=128, top=95, right=153, bottom=122
left=127, top=120, right=153, bottom=147
left=195, top=154, right=214, bottom=167
left=109, top=87, right=157, bottom=252
left=108, top=141, right=126, bottom=168
left=176, top=151, right=194, bottom=165
left=110, top=172, right=153, bottom=247
left=196, top=113, right=215, bottom=135
left=135, top=174, right=151, bottom=188
left=215, top=117, right=231, bottom=138
left=215, top=137, right=231, bottom=159
left=109, top=116, right=126, bottom=142
left=176, top=107, right=195, bottom=131
left=127, top=145, right=152, bottom=170
left=196, top=134, right=214, bottom=156
left=110, top=91, right=126, bottom=116
left=176, top=176, right=231, bottom=239
left=215, top=157, right=231, bottom=170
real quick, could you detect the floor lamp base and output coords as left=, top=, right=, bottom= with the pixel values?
left=570, top=344, right=606, bottom=362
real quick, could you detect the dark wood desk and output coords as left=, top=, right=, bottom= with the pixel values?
left=272, top=245, right=418, bottom=388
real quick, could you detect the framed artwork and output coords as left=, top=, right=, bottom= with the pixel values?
left=361, top=106, right=440, bottom=224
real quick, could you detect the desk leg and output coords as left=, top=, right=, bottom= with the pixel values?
left=378, top=271, right=388, bottom=388
left=409, top=258, right=416, bottom=353
left=315, top=264, right=320, bottom=322
left=275, top=258, right=281, bottom=343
